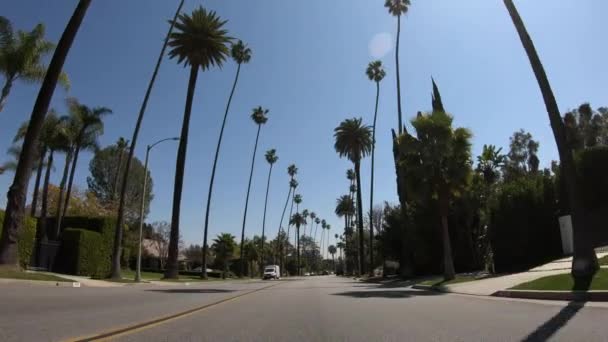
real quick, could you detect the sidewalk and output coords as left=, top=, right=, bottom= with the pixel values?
left=426, top=252, right=608, bottom=296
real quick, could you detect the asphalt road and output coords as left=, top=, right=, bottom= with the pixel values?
left=1, top=276, right=608, bottom=341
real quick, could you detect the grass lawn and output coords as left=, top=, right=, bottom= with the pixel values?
left=118, top=269, right=230, bottom=282
left=418, top=274, right=482, bottom=287
left=512, top=268, right=608, bottom=291
left=0, top=269, right=73, bottom=282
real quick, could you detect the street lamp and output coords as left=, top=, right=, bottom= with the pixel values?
left=135, top=137, right=179, bottom=282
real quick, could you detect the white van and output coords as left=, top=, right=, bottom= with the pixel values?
left=263, top=265, right=280, bottom=280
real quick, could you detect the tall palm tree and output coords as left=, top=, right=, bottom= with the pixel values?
left=301, top=209, right=309, bottom=237
left=38, top=113, right=63, bottom=243
left=335, top=194, right=354, bottom=268
left=113, top=0, right=185, bottom=279
left=161, top=6, right=232, bottom=279
left=384, top=0, right=410, bottom=134
left=314, top=217, right=321, bottom=248
left=277, top=165, right=297, bottom=272
left=0, top=0, right=92, bottom=268
left=53, top=115, right=79, bottom=238
left=259, top=148, right=277, bottom=273
left=325, top=224, right=332, bottom=260
left=328, top=244, right=337, bottom=271
left=201, top=39, right=252, bottom=279
left=0, top=17, right=69, bottom=112
left=366, top=60, right=386, bottom=273
left=319, top=220, right=327, bottom=260
left=62, top=98, right=111, bottom=219
left=111, top=137, right=129, bottom=201
left=239, top=106, right=269, bottom=276
left=502, top=0, right=597, bottom=277
left=289, top=212, right=306, bottom=276
left=334, top=118, right=373, bottom=275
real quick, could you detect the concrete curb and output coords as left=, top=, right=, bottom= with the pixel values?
left=493, top=290, right=608, bottom=302
left=0, top=278, right=81, bottom=287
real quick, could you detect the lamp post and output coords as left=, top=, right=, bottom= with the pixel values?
left=135, top=137, right=179, bottom=282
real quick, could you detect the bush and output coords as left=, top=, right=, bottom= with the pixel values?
left=55, top=217, right=116, bottom=278
left=577, top=146, right=608, bottom=209
left=0, top=210, right=37, bottom=269
left=489, top=174, right=562, bottom=273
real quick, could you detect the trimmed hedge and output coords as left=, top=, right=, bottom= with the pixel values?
left=577, top=146, right=608, bottom=209
left=55, top=217, right=116, bottom=278
left=0, top=210, right=37, bottom=268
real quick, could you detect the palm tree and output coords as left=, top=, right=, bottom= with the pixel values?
left=314, top=217, right=321, bottom=247
left=476, top=144, right=507, bottom=186
left=0, top=0, right=92, bottom=268
left=201, top=39, right=252, bottom=279
left=503, top=0, right=598, bottom=277
left=334, top=118, right=373, bottom=275
left=53, top=115, right=79, bottom=238
left=277, top=165, right=297, bottom=272
left=290, top=212, right=306, bottom=276
left=260, top=149, right=277, bottom=273
left=112, top=0, right=185, bottom=279
left=320, top=220, right=327, bottom=260
left=38, top=113, right=63, bottom=242
left=398, top=81, right=472, bottom=280
left=62, top=98, right=111, bottom=219
left=212, top=233, right=237, bottom=279
left=335, top=194, right=354, bottom=269
left=309, top=211, right=316, bottom=237
left=384, top=0, right=410, bottom=133
left=328, top=244, right=337, bottom=271
left=111, top=137, right=129, bottom=200
left=0, top=17, right=69, bottom=112
left=366, top=60, right=386, bottom=273
left=285, top=180, right=298, bottom=254
left=301, top=209, right=309, bottom=236
left=239, top=106, right=269, bottom=277
left=158, top=6, right=232, bottom=280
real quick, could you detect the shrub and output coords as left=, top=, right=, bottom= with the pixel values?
left=577, top=146, right=608, bottom=209
left=0, top=210, right=37, bottom=268
left=55, top=217, right=116, bottom=278
left=489, top=174, right=562, bottom=273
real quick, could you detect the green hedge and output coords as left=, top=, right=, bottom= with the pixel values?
left=0, top=210, right=37, bottom=268
left=55, top=217, right=116, bottom=278
left=577, top=146, right=608, bottom=209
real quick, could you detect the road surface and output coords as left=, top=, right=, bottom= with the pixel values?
left=1, top=276, right=607, bottom=341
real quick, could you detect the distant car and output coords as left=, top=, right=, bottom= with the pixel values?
left=191, top=267, right=213, bottom=273
left=304, top=272, right=311, bottom=276
left=263, top=265, right=280, bottom=280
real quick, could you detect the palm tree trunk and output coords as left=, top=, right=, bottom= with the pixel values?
left=38, top=150, right=54, bottom=242
left=354, top=161, right=365, bottom=275
left=0, top=0, right=91, bottom=268
left=30, top=148, right=47, bottom=217
left=62, top=145, right=81, bottom=220
left=112, top=0, right=184, bottom=279
left=0, top=76, right=14, bottom=113
left=163, top=65, right=199, bottom=280
left=503, top=0, right=598, bottom=278
left=239, top=124, right=262, bottom=277
left=395, top=15, right=403, bottom=134
left=277, top=185, right=292, bottom=273
left=260, top=163, right=273, bottom=274
left=285, top=191, right=295, bottom=273
left=369, top=81, right=380, bottom=274
left=296, top=225, right=300, bottom=276
left=439, top=189, right=455, bottom=280
left=54, top=150, right=73, bottom=239
left=202, top=62, right=242, bottom=279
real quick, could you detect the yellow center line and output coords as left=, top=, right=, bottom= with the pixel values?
left=62, top=281, right=285, bottom=342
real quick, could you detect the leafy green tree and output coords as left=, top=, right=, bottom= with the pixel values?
left=113, top=0, right=184, bottom=279
left=476, top=144, right=507, bottom=185
left=111, top=137, right=129, bottom=200
left=290, top=212, right=306, bottom=276
left=0, top=0, right=91, bottom=268
left=239, top=106, right=269, bottom=276
left=212, top=233, right=237, bottom=279
left=260, top=148, right=277, bottom=273
left=160, top=6, right=232, bottom=280
left=334, top=118, right=373, bottom=275
left=366, top=60, right=386, bottom=273
left=504, top=129, right=539, bottom=179
left=503, top=0, right=598, bottom=278
left=62, top=98, right=112, bottom=220
left=564, top=103, right=608, bottom=150
left=242, top=238, right=260, bottom=277
left=0, top=17, right=69, bottom=112
left=201, top=39, right=252, bottom=279
left=87, top=145, right=153, bottom=224
left=397, top=81, right=472, bottom=280
left=183, top=244, right=203, bottom=269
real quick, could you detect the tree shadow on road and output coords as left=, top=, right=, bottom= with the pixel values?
left=521, top=276, right=591, bottom=342
left=333, top=290, right=444, bottom=299
left=145, top=289, right=237, bottom=294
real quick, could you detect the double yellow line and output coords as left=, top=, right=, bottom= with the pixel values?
left=63, top=281, right=283, bottom=342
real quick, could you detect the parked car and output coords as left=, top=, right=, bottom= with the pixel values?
left=263, top=265, right=280, bottom=280
left=304, top=272, right=311, bottom=276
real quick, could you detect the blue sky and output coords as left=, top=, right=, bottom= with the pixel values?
left=1, top=0, right=606, bottom=248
